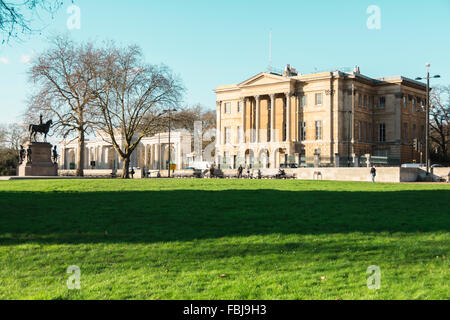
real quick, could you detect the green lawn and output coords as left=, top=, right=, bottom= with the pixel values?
left=0, top=179, right=448, bottom=300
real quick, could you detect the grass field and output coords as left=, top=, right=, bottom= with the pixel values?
left=0, top=179, right=448, bottom=300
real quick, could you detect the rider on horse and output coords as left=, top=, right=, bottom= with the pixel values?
left=29, top=115, right=53, bottom=142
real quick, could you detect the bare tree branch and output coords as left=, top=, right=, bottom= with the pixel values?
left=0, top=0, right=69, bottom=43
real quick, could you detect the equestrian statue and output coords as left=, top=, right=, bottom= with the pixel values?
left=29, top=114, right=53, bottom=142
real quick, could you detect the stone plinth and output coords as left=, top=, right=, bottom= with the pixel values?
left=18, top=142, right=58, bottom=177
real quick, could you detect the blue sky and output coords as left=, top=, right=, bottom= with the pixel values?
left=0, top=0, right=449, bottom=124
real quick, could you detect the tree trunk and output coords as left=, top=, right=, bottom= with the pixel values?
left=76, top=129, right=85, bottom=177
left=121, top=156, right=130, bottom=179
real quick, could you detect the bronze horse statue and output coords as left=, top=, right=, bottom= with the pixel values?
left=29, top=120, right=53, bottom=142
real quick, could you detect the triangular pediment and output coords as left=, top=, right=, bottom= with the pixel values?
left=238, top=72, right=287, bottom=87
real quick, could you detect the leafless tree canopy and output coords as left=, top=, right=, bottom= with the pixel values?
left=0, top=123, right=27, bottom=151
left=172, top=104, right=216, bottom=151
left=430, top=85, right=450, bottom=162
left=0, top=0, right=66, bottom=43
left=93, top=44, right=184, bottom=178
left=173, top=104, right=216, bottom=133
left=26, top=35, right=101, bottom=176
left=0, top=123, right=28, bottom=176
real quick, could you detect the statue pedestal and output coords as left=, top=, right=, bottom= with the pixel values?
left=18, top=142, right=58, bottom=177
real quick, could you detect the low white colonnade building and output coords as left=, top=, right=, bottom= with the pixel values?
left=59, top=130, right=193, bottom=174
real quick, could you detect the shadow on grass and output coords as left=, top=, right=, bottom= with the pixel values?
left=0, top=189, right=449, bottom=245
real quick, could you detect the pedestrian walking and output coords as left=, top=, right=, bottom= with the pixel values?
left=238, top=165, right=243, bottom=179
left=370, top=166, right=377, bottom=183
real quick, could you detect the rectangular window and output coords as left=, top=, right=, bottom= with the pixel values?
left=364, top=95, right=368, bottom=108
left=224, top=127, right=231, bottom=144
left=379, top=123, right=386, bottom=142
left=364, top=121, right=368, bottom=142
left=369, top=123, right=372, bottom=141
left=403, top=95, right=407, bottom=108
left=358, top=94, right=362, bottom=107
left=237, top=126, right=242, bottom=143
left=237, top=101, right=243, bottom=113
left=369, top=96, right=374, bottom=109
left=412, top=124, right=416, bottom=139
left=412, top=98, right=416, bottom=112
left=403, top=123, right=408, bottom=141
left=223, top=151, right=230, bottom=167
left=315, top=93, right=323, bottom=106
left=358, top=121, right=362, bottom=142
left=299, top=122, right=306, bottom=141
left=379, top=97, right=386, bottom=109
left=300, top=95, right=307, bottom=107
left=315, top=121, right=322, bottom=140
left=224, top=103, right=231, bottom=114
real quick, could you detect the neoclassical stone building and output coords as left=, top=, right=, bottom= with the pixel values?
left=214, top=66, right=427, bottom=168
left=59, top=130, right=192, bottom=172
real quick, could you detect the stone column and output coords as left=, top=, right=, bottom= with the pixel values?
left=255, top=95, right=260, bottom=143
left=286, top=92, right=292, bottom=142
left=353, top=153, right=359, bottom=167
left=314, top=150, right=321, bottom=168
left=241, top=97, right=246, bottom=143
left=334, top=153, right=340, bottom=168
left=216, top=101, right=222, bottom=146
left=152, top=144, right=156, bottom=169
left=61, top=147, right=65, bottom=169
left=177, top=142, right=182, bottom=170
left=270, top=94, right=275, bottom=142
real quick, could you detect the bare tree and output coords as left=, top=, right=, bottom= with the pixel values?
left=173, top=104, right=215, bottom=131
left=93, top=44, right=183, bottom=179
left=0, top=124, right=7, bottom=148
left=0, top=0, right=67, bottom=43
left=430, top=85, right=450, bottom=162
left=0, top=123, right=28, bottom=175
left=26, top=35, right=101, bottom=176
left=3, top=123, right=28, bottom=152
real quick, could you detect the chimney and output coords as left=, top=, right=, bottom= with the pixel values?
left=283, top=64, right=298, bottom=77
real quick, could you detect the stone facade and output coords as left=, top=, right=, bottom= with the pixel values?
left=214, top=67, right=427, bottom=169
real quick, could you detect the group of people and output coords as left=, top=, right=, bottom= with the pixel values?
left=237, top=165, right=263, bottom=179
left=235, top=164, right=379, bottom=182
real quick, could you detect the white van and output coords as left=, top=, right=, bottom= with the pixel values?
left=401, top=163, right=426, bottom=168
left=187, top=161, right=211, bottom=170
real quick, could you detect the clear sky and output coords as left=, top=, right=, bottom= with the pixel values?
left=0, top=0, right=449, bottom=124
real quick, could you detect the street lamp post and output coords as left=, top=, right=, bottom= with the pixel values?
left=415, top=63, right=440, bottom=176
left=164, top=108, right=177, bottom=178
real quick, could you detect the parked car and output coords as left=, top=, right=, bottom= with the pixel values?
left=280, top=163, right=299, bottom=169
left=184, top=167, right=204, bottom=178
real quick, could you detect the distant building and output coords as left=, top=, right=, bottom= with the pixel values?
left=214, top=66, right=427, bottom=168
left=59, top=130, right=192, bottom=171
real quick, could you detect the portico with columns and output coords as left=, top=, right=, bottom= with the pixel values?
left=214, top=67, right=427, bottom=168
left=215, top=72, right=302, bottom=169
